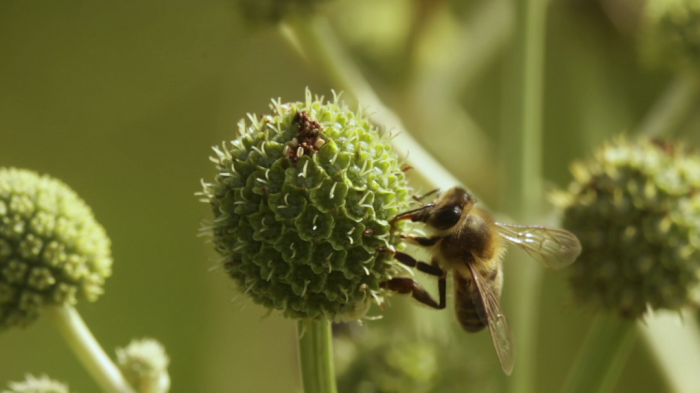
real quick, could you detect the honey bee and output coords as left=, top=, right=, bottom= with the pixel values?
left=380, top=187, right=582, bottom=375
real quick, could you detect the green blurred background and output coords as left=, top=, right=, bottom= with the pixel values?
left=0, top=0, right=697, bottom=392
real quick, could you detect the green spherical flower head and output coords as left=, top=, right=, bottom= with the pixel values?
left=201, top=91, right=411, bottom=320
left=553, top=137, right=700, bottom=318
left=0, top=168, right=112, bottom=329
left=640, top=0, right=700, bottom=71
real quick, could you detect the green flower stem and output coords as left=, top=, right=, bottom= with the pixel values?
left=45, top=305, right=135, bottom=393
left=502, top=0, right=548, bottom=390
left=637, top=73, right=700, bottom=137
left=560, top=314, right=637, bottom=393
left=638, top=311, right=700, bottom=393
left=281, top=16, right=459, bottom=191
left=297, top=319, right=337, bottom=393
left=505, top=0, right=547, bottom=212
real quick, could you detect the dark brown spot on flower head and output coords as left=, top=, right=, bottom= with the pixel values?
left=295, top=111, right=321, bottom=139
left=288, top=111, right=325, bottom=163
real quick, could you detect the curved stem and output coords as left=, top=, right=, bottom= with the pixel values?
left=45, top=305, right=135, bottom=393
left=409, top=0, right=514, bottom=100
left=297, top=319, right=337, bottom=393
left=280, top=17, right=459, bottom=191
left=636, top=73, right=700, bottom=137
left=560, top=314, right=637, bottom=393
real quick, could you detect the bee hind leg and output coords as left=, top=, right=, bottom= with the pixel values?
left=378, top=252, right=447, bottom=309
left=380, top=276, right=446, bottom=309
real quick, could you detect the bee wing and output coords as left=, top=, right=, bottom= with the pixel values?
left=495, top=223, right=582, bottom=270
left=466, top=262, right=515, bottom=376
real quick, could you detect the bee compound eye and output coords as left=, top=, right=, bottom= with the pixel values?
left=429, top=206, right=463, bottom=230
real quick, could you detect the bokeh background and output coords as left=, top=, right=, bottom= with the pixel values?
left=1, top=1, right=698, bottom=392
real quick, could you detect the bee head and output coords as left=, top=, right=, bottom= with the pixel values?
left=415, top=187, right=473, bottom=230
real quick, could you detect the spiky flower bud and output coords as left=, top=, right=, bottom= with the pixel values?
left=552, top=137, right=700, bottom=318
left=200, top=91, right=410, bottom=320
left=116, top=338, right=170, bottom=393
left=0, top=168, right=112, bottom=329
left=640, top=0, right=700, bottom=71
left=236, top=0, right=333, bottom=26
left=3, top=374, right=70, bottom=393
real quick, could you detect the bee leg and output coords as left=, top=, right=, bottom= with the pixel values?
left=378, top=248, right=444, bottom=277
left=400, top=234, right=440, bottom=247
left=380, top=276, right=446, bottom=309
left=430, top=258, right=447, bottom=309
left=392, top=204, right=435, bottom=226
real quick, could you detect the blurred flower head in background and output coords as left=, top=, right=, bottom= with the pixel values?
left=334, top=324, right=497, bottom=393
left=553, top=137, right=700, bottom=318
left=116, top=338, right=170, bottom=393
left=0, top=168, right=112, bottom=330
left=640, top=0, right=700, bottom=72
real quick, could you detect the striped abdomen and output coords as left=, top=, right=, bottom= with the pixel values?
left=454, top=266, right=501, bottom=333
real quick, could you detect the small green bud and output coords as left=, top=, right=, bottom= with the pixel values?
left=0, top=168, right=112, bottom=329
left=3, top=374, right=70, bottom=393
left=640, top=0, right=700, bottom=71
left=200, top=90, right=411, bottom=320
left=116, top=338, right=170, bottom=393
left=552, top=137, right=700, bottom=318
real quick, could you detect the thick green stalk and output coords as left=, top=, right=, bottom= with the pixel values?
left=560, top=314, right=637, bottom=393
left=502, top=0, right=548, bottom=391
left=637, top=73, right=700, bottom=137
left=297, top=320, right=337, bottom=393
left=45, top=305, right=135, bottom=393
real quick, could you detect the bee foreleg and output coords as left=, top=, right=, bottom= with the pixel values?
left=380, top=276, right=446, bottom=309
left=400, top=234, right=440, bottom=247
left=379, top=248, right=444, bottom=277
left=392, top=204, right=434, bottom=226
